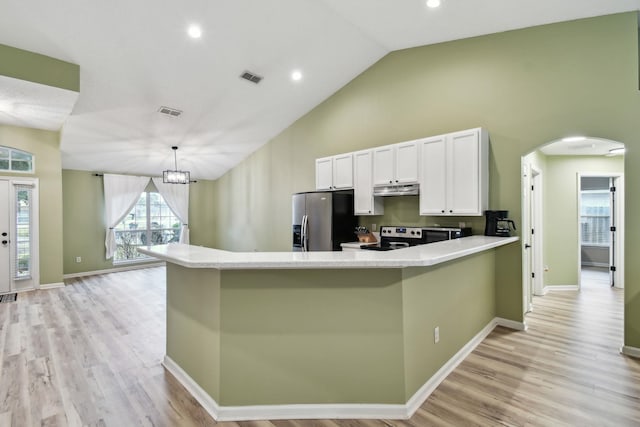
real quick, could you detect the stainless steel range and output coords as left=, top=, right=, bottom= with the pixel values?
left=360, top=226, right=428, bottom=251
left=360, top=225, right=473, bottom=251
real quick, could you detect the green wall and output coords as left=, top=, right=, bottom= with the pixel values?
left=402, top=251, right=495, bottom=398
left=165, top=248, right=498, bottom=406
left=62, top=170, right=217, bottom=275
left=0, top=124, right=64, bottom=285
left=211, top=13, right=640, bottom=345
left=543, top=155, right=624, bottom=287
left=0, top=43, right=79, bottom=92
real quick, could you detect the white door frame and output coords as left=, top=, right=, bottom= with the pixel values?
left=576, top=172, right=624, bottom=289
left=522, top=162, right=545, bottom=314
left=0, top=176, right=40, bottom=293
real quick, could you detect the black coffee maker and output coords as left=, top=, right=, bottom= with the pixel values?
left=484, top=210, right=516, bottom=237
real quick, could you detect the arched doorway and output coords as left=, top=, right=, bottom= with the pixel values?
left=521, top=136, right=625, bottom=316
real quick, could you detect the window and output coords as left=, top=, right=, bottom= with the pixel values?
left=14, top=184, right=33, bottom=279
left=113, top=192, right=182, bottom=263
left=0, top=146, right=34, bottom=173
left=580, top=190, right=610, bottom=245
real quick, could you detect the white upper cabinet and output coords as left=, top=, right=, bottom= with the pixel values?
left=373, top=141, right=419, bottom=186
left=418, top=135, right=447, bottom=215
left=419, top=128, right=488, bottom=216
left=372, top=145, right=395, bottom=185
left=315, top=156, right=334, bottom=190
left=394, top=141, right=420, bottom=184
left=353, top=149, right=384, bottom=216
left=315, top=153, right=353, bottom=191
left=332, top=153, right=354, bottom=189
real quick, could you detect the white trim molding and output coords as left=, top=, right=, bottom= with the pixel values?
left=544, top=285, right=579, bottom=292
left=163, top=317, right=524, bottom=422
left=39, top=282, right=65, bottom=290
left=63, top=261, right=165, bottom=279
left=621, top=346, right=640, bottom=359
left=496, top=317, right=527, bottom=331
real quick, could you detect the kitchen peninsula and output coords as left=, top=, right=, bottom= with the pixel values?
left=139, top=235, right=519, bottom=422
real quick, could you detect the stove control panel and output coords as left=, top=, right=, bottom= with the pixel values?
left=379, top=226, right=423, bottom=239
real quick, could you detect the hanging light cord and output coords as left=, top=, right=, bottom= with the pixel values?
left=172, top=146, right=179, bottom=171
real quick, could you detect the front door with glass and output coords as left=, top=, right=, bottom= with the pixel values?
left=0, top=180, right=10, bottom=294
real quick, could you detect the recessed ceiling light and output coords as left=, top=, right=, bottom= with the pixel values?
left=426, top=0, right=441, bottom=8
left=187, top=25, right=202, bottom=39
left=562, top=136, right=586, bottom=143
left=291, top=70, right=303, bottom=82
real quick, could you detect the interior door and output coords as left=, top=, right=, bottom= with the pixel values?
left=0, top=180, right=10, bottom=294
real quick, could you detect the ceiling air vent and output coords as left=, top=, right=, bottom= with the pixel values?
left=240, top=70, right=263, bottom=84
left=158, top=106, right=182, bottom=117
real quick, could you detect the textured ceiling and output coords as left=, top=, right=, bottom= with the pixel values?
left=0, top=0, right=638, bottom=179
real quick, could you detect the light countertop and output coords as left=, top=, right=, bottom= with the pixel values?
left=138, top=235, right=519, bottom=270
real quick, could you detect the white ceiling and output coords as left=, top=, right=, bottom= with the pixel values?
left=0, top=0, right=638, bottom=180
left=0, top=75, right=79, bottom=131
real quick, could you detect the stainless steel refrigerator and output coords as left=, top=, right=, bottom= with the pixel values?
left=292, top=190, right=357, bottom=251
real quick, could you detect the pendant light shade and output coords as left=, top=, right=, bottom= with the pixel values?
left=163, top=146, right=191, bottom=184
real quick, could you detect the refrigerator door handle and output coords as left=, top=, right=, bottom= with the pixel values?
left=302, top=215, right=309, bottom=252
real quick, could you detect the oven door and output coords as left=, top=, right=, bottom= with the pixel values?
left=424, top=229, right=451, bottom=243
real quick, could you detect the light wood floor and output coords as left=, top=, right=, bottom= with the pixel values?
left=0, top=266, right=638, bottom=426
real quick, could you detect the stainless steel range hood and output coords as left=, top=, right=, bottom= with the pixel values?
left=373, top=183, right=419, bottom=197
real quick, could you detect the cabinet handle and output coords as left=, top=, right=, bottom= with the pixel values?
left=449, top=210, right=453, bottom=213
left=395, top=180, right=398, bottom=183
left=368, top=210, right=371, bottom=213
left=389, top=180, right=393, bottom=184
left=441, top=210, right=445, bottom=213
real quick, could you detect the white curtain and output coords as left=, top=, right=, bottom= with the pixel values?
left=152, top=177, right=190, bottom=244
left=104, top=174, right=150, bottom=259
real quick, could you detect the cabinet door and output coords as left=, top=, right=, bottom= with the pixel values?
left=353, top=150, right=383, bottom=215
left=373, top=145, right=395, bottom=185
left=419, top=136, right=447, bottom=215
left=394, top=141, right=419, bottom=184
left=447, top=129, right=481, bottom=215
left=332, top=153, right=353, bottom=189
left=315, top=157, right=333, bottom=190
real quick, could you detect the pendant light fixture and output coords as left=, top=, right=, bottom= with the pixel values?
left=163, top=146, right=191, bottom=184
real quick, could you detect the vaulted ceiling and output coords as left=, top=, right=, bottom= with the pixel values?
left=1, top=1, right=638, bottom=180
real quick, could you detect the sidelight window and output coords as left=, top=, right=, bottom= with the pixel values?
left=14, top=184, right=33, bottom=279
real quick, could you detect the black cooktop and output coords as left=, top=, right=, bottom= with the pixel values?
left=360, top=245, right=396, bottom=251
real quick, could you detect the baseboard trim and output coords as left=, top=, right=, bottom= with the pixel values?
left=496, top=317, right=528, bottom=331
left=544, top=285, right=578, bottom=292
left=39, top=282, right=65, bottom=290
left=163, top=356, right=222, bottom=419
left=163, top=316, right=525, bottom=422
left=63, top=262, right=165, bottom=279
left=405, top=316, right=509, bottom=416
left=620, top=346, right=640, bottom=359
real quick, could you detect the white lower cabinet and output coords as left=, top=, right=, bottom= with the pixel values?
left=419, top=128, right=488, bottom=216
left=353, top=149, right=383, bottom=215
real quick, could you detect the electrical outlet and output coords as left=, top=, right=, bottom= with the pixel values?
left=371, top=223, right=377, bottom=231
left=75, top=256, right=82, bottom=263
left=434, top=326, right=440, bottom=343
